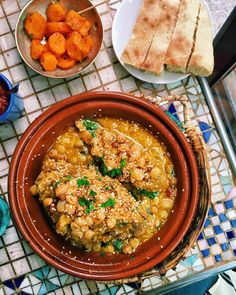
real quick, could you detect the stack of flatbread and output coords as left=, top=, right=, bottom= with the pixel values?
left=121, top=0, right=214, bottom=77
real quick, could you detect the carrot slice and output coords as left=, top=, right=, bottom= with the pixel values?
left=48, top=32, right=66, bottom=56
left=46, top=2, right=67, bottom=22
left=57, top=54, right=76, bottom=69
left=65, top=10, right=86, bottom=31
left=30, top=40, right=47, bottom=59
left=79, top=20, right=92, bottom=37
left=46, top=22, right=71, bottom=37
left=66, top=32, right=83, bottom=61
left=24, top=13, right=47, bottom=40
left=76, top=35, right=93, bottom=58
left=40, top=52, right=58, bottom=71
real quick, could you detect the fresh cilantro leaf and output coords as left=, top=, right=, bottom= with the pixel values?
left=52, top=180, right=61, bottom=188
left=100, top=198, right=115, bottom=208
left=79, top=197, right=95, bottom=214
left=120, top=158, right=126, bottom=168
left=83, top=119, right=98, bottom=138
left=95, top=157, right=124, bottom=178
left=113, top=239, right=123, bottom=252
left=131, top=189, right=159, bottom=200
left=117, top=221, right=128, bottom=227
left=77, top=178, right=90, bottom=187
left=105, top=187, right=111, bottom=191
left=64, top=175, right=72, bottom=181
left=89, top=190, right=97, bottom=197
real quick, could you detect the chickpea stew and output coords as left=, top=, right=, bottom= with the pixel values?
left=31, top=118, right=177, bottom=254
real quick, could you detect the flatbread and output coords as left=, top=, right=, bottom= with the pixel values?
left=140, top=0, right=181, bottom=74
left=165, top=0, right=200, bottom=73
left=187, top=4, right=214, bottom=76
left=121, top=0, right=164, bottom=69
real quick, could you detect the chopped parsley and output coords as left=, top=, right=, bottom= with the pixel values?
left=113, top=239, right=123, bottom=252
left=78, top=197, right=95, bottom=214
left=132, top=188, right=159, bottom=200
left=77, top=177, right=90, bottom=187
left=117, top=221, right=128, bottom=227
left=120, top=158, right=127, bottom=169
left=52, top=180, right=61, bottom=188
left=82, top=119, right=98, bottom=138
left=105, top=187, right=111, bottom=191
left=89, top=190, right=97, bottom=197
left=100, top=198, right=115, bottom=208
left=64, top=175, right=72, bottom=181
left=95, top=157, right=126, bottom=178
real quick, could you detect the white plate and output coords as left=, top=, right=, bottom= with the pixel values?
left=112, top=0, right=214, bottom=84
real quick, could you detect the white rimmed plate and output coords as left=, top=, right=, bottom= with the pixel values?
left=112, top=0, right=214, bottom=84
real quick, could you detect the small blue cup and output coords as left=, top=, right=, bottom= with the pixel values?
left=0, top=197, right=10, bottom=236
left=0, top=73, right=24, bottom=123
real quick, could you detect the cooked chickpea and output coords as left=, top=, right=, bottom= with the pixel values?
left=55, top=183, right=68, bottom=198
left=155, top=219, right=160, bottom=227
left=66, top=195, right=78, bottom=205
left=61, top=137, right=70, bottom=145
left=131, top=168, right=145, bottom=181
left=85, top=229, right=95, bottom=240
left=123, top=244, right=132, bottom=254
left=70, top=156, right=78, bottom=165
left=93, top=244, right=101, bottom=252
left=150, top=206, right=158, bottom=214
left=129, top=238, right=139, bottom=249
left=57, top=200, right=66, bottom=213
left=43, top=198, right=53, bottom=207
left=86, top=216, right=94, bottom=226
left=159, top=198, right=173, bottom=209
left=158, top=210, right=168, bottom=220
left=97, top=211, right=105, bottom=221
left=107, top=217, right=116, bottom=229
left=30, top=185, right=38, bottom=195
left=64, top=203, right=76, bottom=215
left=48, top=149, right=58, bottom=159
left=72, top=230, right=83, bottom=239
left=104, top=245, right=114, bottom=253
left=150, top=167, right=161, bottom=180
left=134, top=226, right=145, bottom=237
left=75, top=217, right=87, bottom=227
left=56, top=144, right=65, bottom=153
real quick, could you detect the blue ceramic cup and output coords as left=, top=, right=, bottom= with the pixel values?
left=0, top=73, right=24, bottom=123
left=0, top=197, right=10, bottom=236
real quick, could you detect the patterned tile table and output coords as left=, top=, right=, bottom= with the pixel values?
left=0, top=0, right=236, bottom=294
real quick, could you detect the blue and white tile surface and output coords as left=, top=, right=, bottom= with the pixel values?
left=0, top=0, right=235, bottom=294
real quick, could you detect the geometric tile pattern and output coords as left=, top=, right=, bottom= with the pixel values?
left=0, top=0, right=235, bottom=294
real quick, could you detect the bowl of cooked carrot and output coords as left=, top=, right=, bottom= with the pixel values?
left=15, top=0, right=103, bottom=78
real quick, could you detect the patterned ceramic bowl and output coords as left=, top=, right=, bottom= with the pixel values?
left=15, top=0, right=103, bottom=79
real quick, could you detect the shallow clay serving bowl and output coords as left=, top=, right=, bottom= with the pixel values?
left=9, top=92, right=199, bottom=280
left=15, top=0, right=103, bottom=78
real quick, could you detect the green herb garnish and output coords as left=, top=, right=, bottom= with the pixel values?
left=77, top=178, right=90, bottom=187
left=113, top=239, right=123, bottom=252
left=79, top=197, right=95, bottom=214
left=120, top=158, right=126, bottom=169
left=170, top=168, right=175, bottom=177
left=131, top=188, right=159, bottom=200
left=64, top=175, right=72, bottom=181
left=83, top=119, right=98, bottom=138
left=52, top=180, right=61, bottom=188
left=105, top=187, right=111, bottom=191
left=89, top=190, right=97, bottom=197
left=117, top=221, right=128, bottom=227
left=100, top=198, right=115, bottom=208
left=95, top=157, right=126, bottom=178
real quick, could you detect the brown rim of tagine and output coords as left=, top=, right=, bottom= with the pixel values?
left=8, top=91, right=199, bottom=281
